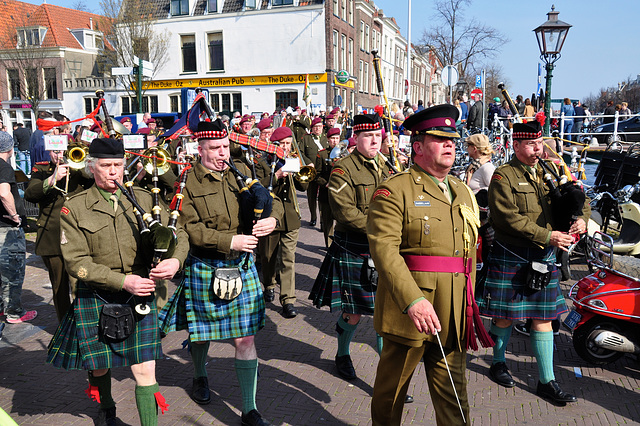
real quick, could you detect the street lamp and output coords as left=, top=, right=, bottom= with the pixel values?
left=533, top=5, right=571, bottom=136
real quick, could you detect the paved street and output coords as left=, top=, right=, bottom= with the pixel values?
left=1, top=193, right=639, bottom=425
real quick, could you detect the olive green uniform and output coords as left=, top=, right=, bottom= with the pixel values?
left=315, top=149, right=334, bottom=247
left=368, top=165, right=477, bottom=426
left=24, top=161, right=93, bottom=321
left=300, top=133, right=328, bottom=224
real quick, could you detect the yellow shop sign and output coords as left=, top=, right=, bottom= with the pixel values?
left=141, top=73, right=327, bottom=90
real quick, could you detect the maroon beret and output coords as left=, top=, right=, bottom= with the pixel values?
left=327, top=127, right=341, bottom=138
left=311, top=117, right=323, bottom=127
left=119, top=117, right=131, bottom=124
left=270, top=126, right=293, bottom=142
left=136, top=127, right=150, bottom=135
left=257, top=118, right=273, bottom=131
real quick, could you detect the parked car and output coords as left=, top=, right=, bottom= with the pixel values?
left=594, top=115, right=640, bottom=144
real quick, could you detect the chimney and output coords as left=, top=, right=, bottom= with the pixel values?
left=90, top=18, right=93, bottom=30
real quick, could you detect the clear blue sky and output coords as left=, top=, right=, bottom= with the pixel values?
left=23, top=0, right=639, bottom=102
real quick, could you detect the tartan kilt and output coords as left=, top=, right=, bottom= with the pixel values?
left=476, top=240, right=568, bottom=321
left=47, top=281, right=162, bottom=370
left=309, top=231, right=376, bottom=315
left=158, top=253, right=265, bottom=342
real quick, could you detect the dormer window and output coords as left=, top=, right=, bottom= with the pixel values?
left=207, top=0, right=217, bottom=13
left=272, top=0, right=293, bottom=6
left=17, top=27, right=46, bottom=47
left=171, top=0, right=189, bottom=16
left=245, top=0, right=257, bottom=10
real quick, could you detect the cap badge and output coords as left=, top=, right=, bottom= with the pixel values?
left=445, top=118, right=452, bottom=126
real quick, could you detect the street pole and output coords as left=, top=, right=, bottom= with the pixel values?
left=543, top=62, right=554, bottom=136
left=406, top=0, right=411, bottom=102
left=137, top=57, right=143, bottom=113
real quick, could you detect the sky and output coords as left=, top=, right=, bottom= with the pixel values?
left=20, top=0, right=639, bottom=102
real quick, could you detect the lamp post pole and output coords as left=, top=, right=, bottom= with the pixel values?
left=543, top=62, right=553, bottom=136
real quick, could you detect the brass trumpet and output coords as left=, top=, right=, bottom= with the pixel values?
left=290, top=136, right=316, bottom=183
left=141, top=146, right=172, bottom=176
left=66, top=145, right=89, bottom=170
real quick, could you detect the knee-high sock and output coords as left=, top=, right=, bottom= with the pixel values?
left=490, top=323, right=513, bottom=364
left=135, top=383, right=159, bottom=426
left=530, top=330, right=555, bottom=384
left=336, top=316, right=358, bottom=357
left=89, top=370, right=115, bottom=409
left=235, top=358, right=258, bottom=414
left=376, top=333, right=383, bottom=356
left=191, top=341, right=210, bottom=378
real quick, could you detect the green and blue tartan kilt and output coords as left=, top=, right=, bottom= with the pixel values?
left=159, top=253, right=265, bottom=342
left=309, top=231, right=376, bottom=315
left=476, top=240, right=568, bottom=321
left=47, top=281, right=162, bottom=370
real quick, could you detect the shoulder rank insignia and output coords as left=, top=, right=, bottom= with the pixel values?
left=372, top=188, right=391, bottom=200
left=331, top=168, right=345, bottom=175
left=491, top=174, right=502, bottom=181
left=61, top=207, right=70, bottom=215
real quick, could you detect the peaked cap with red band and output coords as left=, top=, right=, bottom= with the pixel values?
left=194, top=119, right=228, bottom=140
left=403, top=104, right=460, bottom=138
left=352, top=113, right=382, bottom=133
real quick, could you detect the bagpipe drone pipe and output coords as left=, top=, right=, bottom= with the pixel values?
left=537, top=157, right=586, bottom=233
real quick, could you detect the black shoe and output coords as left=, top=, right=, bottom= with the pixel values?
left=514, top=323, right=530, bottom=336
left=536, top=380, right=577, bottom=403
left=489, top=362, right=515, bottom=388
left=241, top=409, right=272, bottom=426
left=263, top=288, right=275, bottom=303
left=191, top=376, right=211, bottom=405
left=404, top=394, right=414, bottom=404
left=309, top=220, right=317, bottom=226
left=96, top=406, right=116, bottom=426
left=335, top=355, right=357, bottom=380
left=282, top=303, right=298, bottom=319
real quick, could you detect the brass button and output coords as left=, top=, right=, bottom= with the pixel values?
left=423, top=215, right=429, bottom=220
left=454, top=250, right=460, bottom=255
left=454, top=227, right=458, bottom=232
left=454, top=272, right=459, bottom=277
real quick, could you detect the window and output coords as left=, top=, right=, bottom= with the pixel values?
left=207, top=0, right=217, bottom=12
left=365, top=25, right=370, bottom=52
left=275, top=91, right=298, bottom=111
left=16, top=27, right=45, bottom=47
left=245, top=0, right=257, bottom=9
left=233, top=93, right=241, bottom=111
left=44, top=68, right=57, bottom=99
left=211, top=94, right=220, bottom=111
left=207, top=32, right=224, bottom=71
left=358, top=60, right=363, bottom=92
left=26, top=68, right=39, bottom=99
left=273, top=0, right=293, bottom=5
left=341, top=0, right=346, bottom=20
left=332, top=31, right=338, bottom=71
left=371, top=29, right=377, bottom=53
left=170, top=95, right=180, bottom=113
left=121, top=96, right=158, bottom=114
left=210, top=92, right=242, bottom=113
left=8, top=69, right=21, bottom=99
left=364, top=62, right=369, bottom=93
left=171, top=0, right=189, bottom=15
left=95, top=35, right=104, bottom=49
left=222, top=94, right=231, bottom=111
left=360, top=21, right=365, bottom=48
left=85, top=97, right=100, bottom=114
left=348, top=0, right=353, bottom=25
left=181, top=34, right=196, bottom=73
left=348, top=38, right=353, bottom=75
left=340, top=34, right=346, bottom=71
left=333, top=0, right=338, bottom=16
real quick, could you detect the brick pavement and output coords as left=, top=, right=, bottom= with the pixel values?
left=0, top=193, right=639, bottom=425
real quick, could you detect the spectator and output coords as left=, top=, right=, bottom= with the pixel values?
left=459, top=95, right=469, bottom=134
left=12, top=123, right=31, bottom=174
left=573, top=101, right=586, bottom=135
left=515, top=95, right=525, bottom=116
left=619, top=102, right=632, bottom=120
left=561, top=98, right=574, bottom=141
left=416, top=100, right=425, bottom=112
left=468, top=93, right=484, bottom=130
left=603, top=101, right=616, bottom=124
left=523, top=98, right=536, bottom=121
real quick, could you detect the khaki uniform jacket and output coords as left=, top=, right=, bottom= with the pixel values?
left=24, top=162, right=93, bottom=256
left=60, top=185, right=189, bottom=292
left=367, top=166, right=477, bottom=350
left=270, top=174, right=307, bottom=232
left=489, top=158, right=590, bottom=249
left=179, top=160, right=284, bottom=256
left=300, top=134, right=328, bottom=165
left=329, top=150, right=390, bottom=235
left=315, top=149, right=334, bottom=204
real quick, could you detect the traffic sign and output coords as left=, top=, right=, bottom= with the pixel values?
left=471, top=88, right=483, bottom=98
left=441, top=65, right=459, bottom=87
left=404, top=79, right=409, bottom=95
left=334, top=95, right=343, bottom=106
left=112, top=67, right=134, bottom=76
left=475, top=75, right=482, bottom=88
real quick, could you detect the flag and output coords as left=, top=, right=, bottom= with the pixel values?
left=303, top=74, right=310, bottom=108
left=162, top=93, right=207, bottom=140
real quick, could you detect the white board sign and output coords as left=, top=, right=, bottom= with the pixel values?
left=123, top=134, right=146, bottom=150
left=44, top=135, right=68, bottom=151
left=81, top=129, right=98, bottom=143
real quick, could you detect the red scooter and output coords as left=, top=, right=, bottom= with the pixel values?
left=564, top=232, right=640, bottom=365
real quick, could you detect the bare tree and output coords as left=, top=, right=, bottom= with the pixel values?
left=419, top=0, right=507, bottom=82
left=72, top=0, right=91, bottom=12
left=483, top=63, right=510, bottom=103
left=98, top=0, right=170, bottom=112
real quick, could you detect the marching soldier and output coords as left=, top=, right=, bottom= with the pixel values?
left=24, top=147, right=93, bottom=322
left=299, top=117, right=328, bottom=227
left=314, top=127, right=341, bottom=247
left=47, top=137, right=189, bottom=426
left=159, top=120, right=282, bottom=426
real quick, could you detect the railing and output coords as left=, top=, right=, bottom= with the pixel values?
left=63, top=77, right=117, bottom=91
left=557, top=111, right=640, bottom=143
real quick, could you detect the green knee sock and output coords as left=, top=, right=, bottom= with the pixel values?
left=490, top=323, right=513, bottom=364
left=376, top=333, right=383, bottom=356
left=190, top=341, right=210, bottom=378
left=235, top=358, right=258, bottom=414
left=135, top=383, right=159, bottom=426
left=89, top=370, right=115, bottom=409
left=530, top=330, right=555, bottom=384
left=336, top=316, right=358, bottom=357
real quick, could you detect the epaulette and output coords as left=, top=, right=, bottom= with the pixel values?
left=36, top=161, right=49, bottom=165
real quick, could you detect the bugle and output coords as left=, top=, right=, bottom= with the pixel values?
left=66, top=145, right=88, bottom=170
left=290, top=136, right=316, bottom=183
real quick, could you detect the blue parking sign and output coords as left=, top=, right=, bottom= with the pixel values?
left=475, top=75, right=482, bottom=88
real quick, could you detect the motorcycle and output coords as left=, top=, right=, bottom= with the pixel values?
left=564, top=231, right=640, bottom=365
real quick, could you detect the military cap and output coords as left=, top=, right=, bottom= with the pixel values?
left=513, top=120, right=542, bottom=140
left=239, top=114, right=252, bottom=125
left=0, top=131, right=14, bottom=153
left=136, top=127, right=150, bottom=135
left=194, top=119, right=228, bottom=140
left=403, top=104, right=460, bottom=138
left=347, top=137, right=356, bottom=148
left=257, top=118, right=273, bottom=131
left=119, top=117, right=131, bottom=124
left=89, top=137, right=125, bottom=158
left=352, top=113, right=382, bottom=133
left=270, top=126, right=293, bottom=142
left=327, top=127, right=341, bottom=138
left=311, top=117, right=323, bottom=127
left=331, top=107, right=340, bottom=115
left=147, top=118, right=156, bottom=123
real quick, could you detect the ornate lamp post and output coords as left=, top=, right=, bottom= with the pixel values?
left=533, top=5, right=571, bottom=136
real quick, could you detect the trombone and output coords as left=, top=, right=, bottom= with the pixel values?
left=290, top=136, right=316, bottom=183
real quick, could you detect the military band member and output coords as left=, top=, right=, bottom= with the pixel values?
left=47, top=137, right=189, bottom=426
left=476, top=120, right=588, bottom=404
left=368, top=104, right=480, bottom=425
left=309, top=113, right=391, bottom=381
left=259, top=127, right=307, bottom=318
left=314, top=127, right=341, bottom=247
left=300, top=117, right=328, bottom=226
left=159, top=120, right=282, bottom=426
left=24, top=148, right=94, bottom=321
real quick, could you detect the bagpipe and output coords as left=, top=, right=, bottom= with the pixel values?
left=537, top=157, right=586, bottom=233
left=497, top=83, right=523, bottom=123
left=371, top=49, right=401, bottom=174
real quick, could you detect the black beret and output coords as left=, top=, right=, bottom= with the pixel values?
left=352, top=113, right=382, bottom=133
left=89, top=137, right=124, bottom=159
left=403, top=104, right=460, bottom=138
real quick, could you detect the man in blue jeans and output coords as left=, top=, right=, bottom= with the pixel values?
left=0, top=131, right=37, bottom=324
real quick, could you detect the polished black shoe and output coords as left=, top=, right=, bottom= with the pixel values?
left=536, top=380, right=577, bottom=403
left=489, top=362, right=515, bottom=388
left=404, top=394, right=414, bottom=404
left=309, top=220, right=317, bottom=227
left=335, top=355, right=357, bottom=380
left=96, top=406, right=116, bottom=426
left=191, top=376, right=211, bottom=405
left=282, top=303, right=298, bottom=319
left=263, top=288, right=275, bottom=303
left=241, top=409, right=272, bottom=426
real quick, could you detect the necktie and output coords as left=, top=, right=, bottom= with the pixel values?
left=438, top=182, right=451, bottom=203
left=110, top=194, right=119, bottom=213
